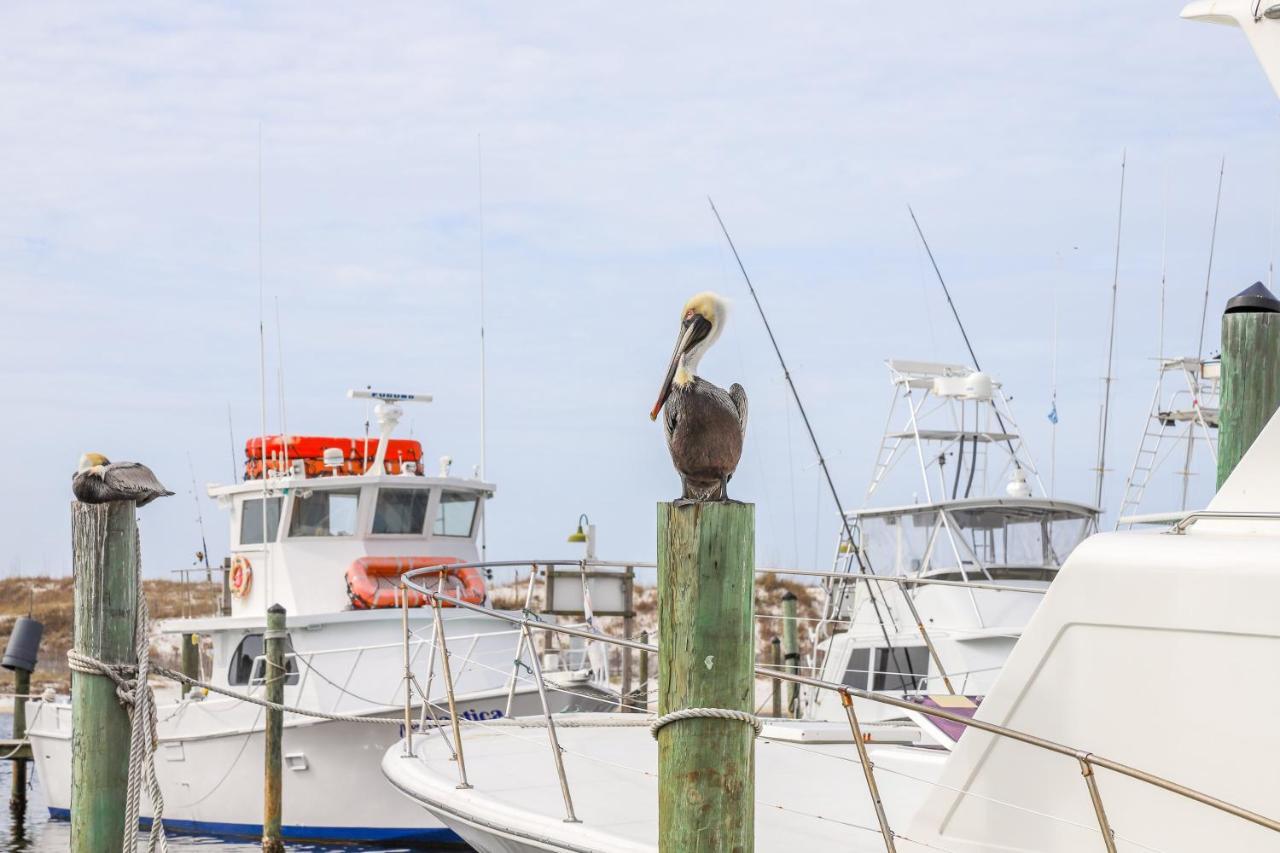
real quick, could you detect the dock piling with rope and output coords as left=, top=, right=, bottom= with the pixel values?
left=656, top=500, right=755, bottom=853
left=70, top=500, right=138, bottom=853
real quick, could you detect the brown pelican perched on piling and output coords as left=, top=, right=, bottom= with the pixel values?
left=72, top=453, right=174, bottom=506
left=650, top=292, right=748, bottom=502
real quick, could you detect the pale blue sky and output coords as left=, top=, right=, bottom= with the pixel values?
left=1, top=3, right=1276, bottom=577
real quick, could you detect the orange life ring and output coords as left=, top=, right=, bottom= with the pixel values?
left=229, top=555, right=253, bottom=598
left=345, top=556, right=485, bottom=610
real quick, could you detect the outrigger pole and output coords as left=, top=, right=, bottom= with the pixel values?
left=707, top=197, right=937, bottom=697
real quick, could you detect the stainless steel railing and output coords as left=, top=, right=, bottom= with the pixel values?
left=399, top=558, right=1280, bottom=852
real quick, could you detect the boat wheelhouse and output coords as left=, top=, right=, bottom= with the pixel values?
left=28, top=390, right=610, bottom=845
left=808, top=360, right=1097, bottom=724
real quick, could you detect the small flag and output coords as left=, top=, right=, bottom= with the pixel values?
left=1047, top=401, right=1059, bottom=425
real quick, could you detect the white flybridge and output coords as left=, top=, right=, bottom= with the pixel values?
left=378, top=13, right=1280, bottom=848
left=807, top=360, right=1097, bottom=725
left=27, top=390, right=611, bottom=845
left=1115, top=357, right=1220, bottom=527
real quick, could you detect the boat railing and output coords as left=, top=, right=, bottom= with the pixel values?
left=400, top=558, right=1280, bottom=853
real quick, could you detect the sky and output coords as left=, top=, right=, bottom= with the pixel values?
left=1, top=2, right=1277, bottom=578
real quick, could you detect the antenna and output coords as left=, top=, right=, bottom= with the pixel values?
left=477, top=133, right=489, bottom=562
left=257, top=123, right=271, bottom=606
left=1159, top=166, right=1169, bottom=362
left=1050, top=286, right=1059, bottom=498
left=1094, top=150, right=1126, bottom=514
left=1196, top=157, right=1226, bottom=362
left=226, top=403, right=237, bottom=482
left=275, top=295, right=288, bottom=471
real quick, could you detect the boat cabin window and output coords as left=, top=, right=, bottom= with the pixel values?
left=239, top=497, right=282, bottom=545
left=289, top=489, right=360, bottom=537
left=434, top=491, right=478, bottom=537
left=228, top=633, right=299, bottom=686
left=373, top=489, right=431, bottom=535
left=873, top=646, right=929, bottom=693
left=841, top=647, right=871, bottom=690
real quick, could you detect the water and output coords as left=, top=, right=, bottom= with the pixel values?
left=0, top=714, right=451, bottom=853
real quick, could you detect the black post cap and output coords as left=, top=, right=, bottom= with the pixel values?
left=1225, top=281, right=1280, bottom=314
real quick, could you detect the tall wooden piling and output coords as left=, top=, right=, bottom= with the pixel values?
left=180, top=633, right=199, bottom=698
left=71, top=501, right=139, bottom=853
left=770, top=636, right=782, bottom=718
left=262, top=604, right=286, bottom=853
left=9, top=667, right=29, bottom=820
left=1218, top=282, right=1280, bottom=487
left=657, top=501, right=754, bottom=853
left=782, top=591, right=799, bottom=717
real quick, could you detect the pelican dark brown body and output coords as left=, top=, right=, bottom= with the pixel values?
left=651, top=292, right=748, bottom=502
left=72, top=453, right=174, bottom=507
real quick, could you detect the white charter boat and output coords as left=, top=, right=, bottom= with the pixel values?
left=807, top=360, right=1096, bottom=727
left=28, top=390, right=611, bottom=845
left=380, top=8, right=1280, bottom=846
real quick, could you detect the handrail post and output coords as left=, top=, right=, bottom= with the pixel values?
left=262, top=604, right=287, bottom=853
left=1079, top=754, right=1118, bottom=853
left=522, top=623, right=580, bottom=822
left=400, top=585, right=413, bottom=756
left=504, top=564, right=540, bottom=717
left=840, top=690, right=896, bottom=852
left=658, top=501, right=754, bottom=853
left=432, top=597, right=471, bottom=789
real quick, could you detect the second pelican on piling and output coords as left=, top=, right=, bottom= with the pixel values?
left=650, top=292, right=748, bottom=502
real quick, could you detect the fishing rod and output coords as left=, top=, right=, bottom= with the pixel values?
left=187, top=452, right=213, bottom=582
left=1196, top=157, right=1226, bottom=363
left=708, top=197, right=933, bottom=698
left=907, top=206, right=1024, bottom=476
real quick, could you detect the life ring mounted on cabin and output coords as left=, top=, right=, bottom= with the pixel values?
left=345, top=556, right=486, bottom=610
left=229, top=555, right=253, bottom=598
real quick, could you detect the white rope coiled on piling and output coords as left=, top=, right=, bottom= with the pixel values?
left=649, top=707, right=763, bottom=740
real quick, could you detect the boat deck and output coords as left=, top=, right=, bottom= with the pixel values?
left=383, top=715, right=948, bottom=852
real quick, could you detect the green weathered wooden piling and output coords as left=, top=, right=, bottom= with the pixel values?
left=1218, top=282, right=1280, bottom=488
left=262, top=604, right=286, bottom=853
left=657, top=501, right=754, bottom=853
left=181, top=633, right=199, bottom=698
left=10, top=667, right=29, bottom=820
left=782, top=590, right=799, bottom=718
left=770, top=636, right=782, bottom=718
left=71, top=501, right=139, bottom=853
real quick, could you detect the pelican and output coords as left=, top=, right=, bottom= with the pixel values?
left=650, top=292, right=748, bottom=502
left=72, top=453, right=174, bottom=506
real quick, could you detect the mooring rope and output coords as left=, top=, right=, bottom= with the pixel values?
left=649, top=707, right=763, bottom=740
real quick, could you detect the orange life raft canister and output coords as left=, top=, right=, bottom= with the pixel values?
left=345, top=556, right=486, bottom=610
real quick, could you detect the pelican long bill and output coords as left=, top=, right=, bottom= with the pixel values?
left=650, top=313, right=711, bottom=420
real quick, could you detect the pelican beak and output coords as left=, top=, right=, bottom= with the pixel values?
left=650, top=314, right=710, bottom=420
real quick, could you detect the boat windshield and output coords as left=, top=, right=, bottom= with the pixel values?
left=373, top=488, right=431, bottom=535
left=434, top=491, right=478, bottom=537
left=853, top=504, right=1091, bottom=575
left=288, top=489, right=361, bottom=537
left=239, top=497, right=282, bottom=545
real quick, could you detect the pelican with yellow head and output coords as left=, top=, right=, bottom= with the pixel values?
left=72, top=452, right=174, bottom=506
left=650, top=292, right=748, bottom=502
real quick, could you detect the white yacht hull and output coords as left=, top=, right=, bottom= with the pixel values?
left=30, top=685, right=604, bottom=845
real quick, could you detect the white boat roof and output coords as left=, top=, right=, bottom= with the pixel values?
left=207, top=471, right=495, bottom=499
left=847, top=496, right=1098, bottom=521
